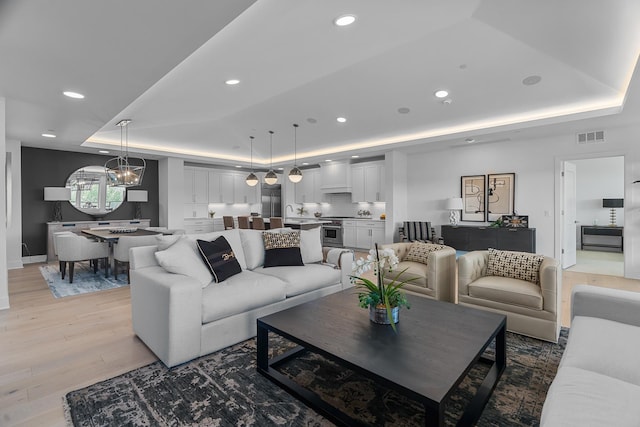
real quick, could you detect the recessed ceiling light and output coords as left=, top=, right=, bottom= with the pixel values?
left=41, top=133, right=56, bottom=138
left=225, top=79, right=240, bottom=85
left=99, top=150, right=110, bottom=154
left=306, top=118, right=317, bottom=124
left=465, top=138, right=475, bottom=143
left=277, top=167, right=284, bottom=171
left=334, top=14, right=356, bottom=26
left=434, top=90, right=449, bottom=98
left=442, top=98, right=452, bottom=105
left=325, top=159, right=332, bottom=162
left=235, top=165, right=242, bottom=168
left=336, top=117, right=347, bottom=123
left=302, top=162, right=309, bottom=165
left=351, top=155, right=360, bottom=158
left=63, top=91, right=84, bottom=99
left=397, top=107, right=410, bottom=114
left=522, top=75, right=542, bottom=86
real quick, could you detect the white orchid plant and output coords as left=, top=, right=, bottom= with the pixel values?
left=351, top=244, right=413, bottom=329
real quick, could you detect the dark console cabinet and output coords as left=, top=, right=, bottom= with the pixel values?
left=441, top=225, right=536, bottom=253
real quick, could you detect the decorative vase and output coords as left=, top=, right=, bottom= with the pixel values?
left=369, top=305, right=399, bottom=325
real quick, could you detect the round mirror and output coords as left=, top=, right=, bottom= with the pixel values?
left=66, top=166, right=126, bottom=215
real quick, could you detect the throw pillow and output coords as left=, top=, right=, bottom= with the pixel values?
left=194, top=229, right=247, bottom=270
left=262, top=231, right=304, bottom=268
left=155, top=238, right=213, bottom=287
left=155, top=234, right=183, bottom=251
left=486, top=248, right=545, bottom=284
left=196, top=236, right=242, bottom=283
left=404, top=242, right=448, bottom=265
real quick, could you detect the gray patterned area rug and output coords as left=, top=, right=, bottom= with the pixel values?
left=39, top=264, right=128, bottom=298
left=65, top=329, right=568, bottom=426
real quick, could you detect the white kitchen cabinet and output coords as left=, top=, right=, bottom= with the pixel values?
left=184, top=168, right=208, bottom=203
left=183, top=218, right=215, bottom=234
left=233, top=173, right=258, bottom=204
left=343, top=220, right=357, bottom=248
left=295, top=168, right=322, bottom=203
left=208, top=171, right=235, bottom=203
left=355, top=220, right=385, bottom=249
left=320, top=161, right=351, bottom=192
left=351, top=161, right=385, bottom=202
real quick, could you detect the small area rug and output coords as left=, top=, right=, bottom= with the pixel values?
left=39, top=264, right=128, bottom=298
left=65, top=328, right=568, bottom=426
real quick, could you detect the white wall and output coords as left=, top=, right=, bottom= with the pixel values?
left=403, top=122, right=640, bottom=278
left=158, top=157, right=184, bottom=229
left=6, top=140, right=22, bottom=269
left=574, top=157, right=625, bottom=228
left=0, top=98, right=8, bottom=309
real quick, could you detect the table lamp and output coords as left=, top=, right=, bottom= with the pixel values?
left=128, top=190, right=148, bottom=219
left=445, top=197, right=464, bottom=225
left=602, top=198, right=623, bottom=226
left=44, top=187, right=71, bottom=222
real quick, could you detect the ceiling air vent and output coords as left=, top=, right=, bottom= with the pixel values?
left=576, top=130, right=605, bottom=144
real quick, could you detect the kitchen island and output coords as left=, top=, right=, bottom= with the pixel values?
left=283, top=218, right=331, bottom=230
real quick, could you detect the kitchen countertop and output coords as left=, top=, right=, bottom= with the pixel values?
left=293, top=216, right=385, bottom=222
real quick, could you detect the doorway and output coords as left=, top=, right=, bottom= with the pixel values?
left=562, top=156, right=624, bottom=277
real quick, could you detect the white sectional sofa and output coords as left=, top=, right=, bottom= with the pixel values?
left=541, top=285, right=640, bottom=426
left=129, top=228, right=354, bottom=368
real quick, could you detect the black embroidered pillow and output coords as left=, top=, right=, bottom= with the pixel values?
left=262, top=231, right=303, bottom=268
left=196, top=236, right=241, bottom=283
left=404, top=242, right=448, bottom=265
left=486, top=248, right=544, bottom=284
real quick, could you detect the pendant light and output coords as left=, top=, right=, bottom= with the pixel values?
left=105, top=119, right=146, bottom=187
left=264, top=130, right=278, bottom=185
left=246, top=136, right=259, bottom=186
left=288, top=123, right=303, bottom=183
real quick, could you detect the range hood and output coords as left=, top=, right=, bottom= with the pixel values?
left=320, top=161, right=352, bottom=193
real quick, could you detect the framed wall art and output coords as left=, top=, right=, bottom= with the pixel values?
left=460, top=175, right=486, bottom=222
left=487, top=173, right=515, bottom=221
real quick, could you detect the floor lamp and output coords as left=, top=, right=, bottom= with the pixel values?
left=128, top=190, right=148, bottom=219
left=44, top=187, right=71, bottom=222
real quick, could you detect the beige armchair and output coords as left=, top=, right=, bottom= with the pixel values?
left=458, top=250, right=561, bottom=342
left=54, top=234, right=109, bottom=283
left=380, top=242, right=456, bottom=302
left=113, top=235, right=160, bottom=282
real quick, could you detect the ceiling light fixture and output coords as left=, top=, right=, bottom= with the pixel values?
left=99, top=150, right=110, bottom=154
left=288, top=123, right=303, bottom=183
left=337, top=117, right=347, bottom=123
left=334, top=14, right=356, bottom=26
left=434, top=90, right=449, bottom=98
left=245, top=136, right=259, bottom=187
left=42, top=132, right=56, bottom=138
left=225, top=79, right=240, bottom=85
left=104, top=119, right=146, bottom=187
left=63, top=91, right=85, bottom=99
left=351, top=155, right=360, bottom=158
left=264, top=131, right=278, bottom=185
left=302, top=162, right=309, bottom=166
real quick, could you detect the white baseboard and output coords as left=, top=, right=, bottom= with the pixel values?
left=0, top=296, right=9, bottom=310
left=22, top=255, right=47, bottom=264
left=8, top=259, right=24, bottom=269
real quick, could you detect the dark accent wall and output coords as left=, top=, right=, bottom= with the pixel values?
left=22, top=147, right=159, bottom=256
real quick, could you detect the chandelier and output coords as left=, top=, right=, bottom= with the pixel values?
left=73, top=168, right=96, bottom=191
left=105, top=119, right=146, bottom=187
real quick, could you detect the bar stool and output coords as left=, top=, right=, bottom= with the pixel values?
left=269, top=217, right=284, bottom=229
left=223, top=216, right=235, bottom=230
left=237, top=216, right=250, bottom=229
left=252, top=217, right=265, bottom=230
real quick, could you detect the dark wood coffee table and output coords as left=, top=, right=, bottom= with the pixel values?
left=257, top=290, right=506, bottom=426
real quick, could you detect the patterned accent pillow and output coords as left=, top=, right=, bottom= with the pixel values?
left=404, top=242, right=448, bottom=265
left=262, top=231, right=303, bottom=267
left=486, top=248, right=544, bottom=284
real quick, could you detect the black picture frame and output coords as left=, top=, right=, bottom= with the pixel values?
left=461, top=175, right=485, bottom=222
left=487, top=173, right=515, bottom=221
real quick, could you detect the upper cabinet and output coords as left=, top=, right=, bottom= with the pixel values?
left=184, top=168, right=208, bottom=204
left=320, top=161, right=351, bottom=193
left=351, top=161, right=385, bottom=202
left=295, top=168, right=322, bottom=203
left=233, top=174, right=258, bottom=204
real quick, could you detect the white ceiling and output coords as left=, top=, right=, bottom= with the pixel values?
left=2, top=0, right=640, bottom=167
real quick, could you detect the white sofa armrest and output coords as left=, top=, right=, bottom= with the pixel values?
left=130, top=266, right=203, bottom=367
left=340, top=251, right=354, bottom=289
left=458, top=251, right=488, bottom=296
left=129, top=245, right=159, bottom=270
left=428, top=247, right=457, bottom=302
left=540, top=257, right=561, bottom=314
left=571, top=284, right=640, bottom=327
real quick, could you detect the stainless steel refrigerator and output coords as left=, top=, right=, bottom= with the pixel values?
left=261, top=184, right=282, bottom=218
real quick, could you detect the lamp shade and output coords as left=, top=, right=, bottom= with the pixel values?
left=44, top=187, right=71, bottom=201
left=445, top=197, right=464, bottom=210
left=602, top=198, right=623, bottom=208
left=127, top=190, right=148, bottom=202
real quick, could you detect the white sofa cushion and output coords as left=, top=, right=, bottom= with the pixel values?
left=201, top=270, right=287, bottom=324
left=240, top=229, right=279, bottom=270
left=253, top=264, right=341, bottom=297
left=540, top=366, right=640, bottom=427
left=299, top=227, right=323, bottom=264
left=560, top=316, right=640, bottom=386
left=155, top=237, right=213, bottom=287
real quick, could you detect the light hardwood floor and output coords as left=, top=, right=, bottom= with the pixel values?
left=1, top=263, right=640, bottom=426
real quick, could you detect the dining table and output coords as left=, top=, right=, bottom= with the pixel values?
left=81, top=228, right=161, bottom=274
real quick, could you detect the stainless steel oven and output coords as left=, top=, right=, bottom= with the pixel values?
left=322, top=220, right=343, bottom=247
